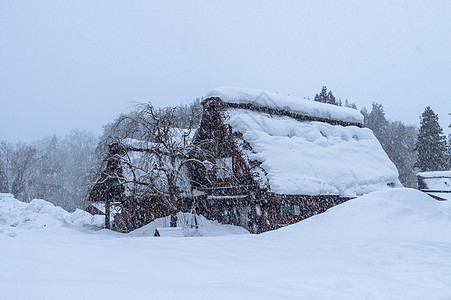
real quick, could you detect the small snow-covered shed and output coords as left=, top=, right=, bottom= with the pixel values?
left=192, top=87, right=401, bottom=232
left=417, top=171, right=451, bottom=201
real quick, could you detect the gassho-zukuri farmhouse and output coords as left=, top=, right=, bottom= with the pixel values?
left=89, top=87, right=401, bottom=233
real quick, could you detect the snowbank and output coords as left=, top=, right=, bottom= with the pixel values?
left=225, top=109, right=401, bottom=196
left=0, top=193, right=104, bottom=237
left=206, top=87, right=364, bottom=125
left=129, top=212, right=249, bottom=237
left=1, top=189, right=451, bottom=299
left=0, top=193, right=247, bottom=238
left=266, top=188, right=451, bottom=242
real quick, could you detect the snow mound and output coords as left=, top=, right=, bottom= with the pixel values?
left=129, top=212, right=249, bottom=237
left=206, top=87, right=363, bottom=125
left=0, top=193, right=104, bottom=237
left=1, top=189, right=451, bottom=299
left=225, top=109, right=401, bottom=196
left=266, top=188, right=451, bottom=242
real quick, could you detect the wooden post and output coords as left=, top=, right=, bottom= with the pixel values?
left=105, top=198, right=111, bottom=229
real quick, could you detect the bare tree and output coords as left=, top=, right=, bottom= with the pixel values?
left=89, top=142, right=125, bottom=229
left=9, top=144, right=39, bottom=201
left=0, top=141, right=11, bottom=193
left=90, top=102, right=215, bottom=231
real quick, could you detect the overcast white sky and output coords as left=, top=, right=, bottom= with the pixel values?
left=1, top=1, right=450, bottom=142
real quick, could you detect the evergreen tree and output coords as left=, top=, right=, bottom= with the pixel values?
left=314, top=86, right=340, bottom=106
left=448, top=113, right=451, bottom=168
left=314, top=86, right=328, bottom=103
left=384, top=121, right=418, bottom=187
left=448, top=134, right=451, bottom=168
left=362, top=102, right=389, bottom=139
left=326, top=90, right=337, bottom=105
left=344, top=98, right=357, bottom=109
left=415, top=107, right=448, bottom=172
left=362, top=102, right=418, bottom=187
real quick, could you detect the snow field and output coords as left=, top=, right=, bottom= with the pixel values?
left=1, top=189, right=451, bottom=299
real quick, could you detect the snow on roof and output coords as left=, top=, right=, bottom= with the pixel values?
left=225, top=109, right=400, bottom=197
left=205, top=87, right=364, bottom=125
left=417, top=171, right=451, bottom=192
left=417, top=171, right=451, bottom=178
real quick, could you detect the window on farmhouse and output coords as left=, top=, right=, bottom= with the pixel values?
left=280, top=204, right=290, bottom=218
left=293, top=204, right=301, bottom=216
left=280, top=204, right=301, bottom=218
left=215, top=157, right=233, bottom=178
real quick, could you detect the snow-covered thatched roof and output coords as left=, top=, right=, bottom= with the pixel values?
left=205, top=87, right=364, bottom=125
left=203, top=87, right=401, bottom=197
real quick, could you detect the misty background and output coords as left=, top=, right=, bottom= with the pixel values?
left=1, top=1, right=450, bottom=142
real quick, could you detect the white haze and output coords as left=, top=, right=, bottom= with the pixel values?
left=1, top=0, right=450, bottom=142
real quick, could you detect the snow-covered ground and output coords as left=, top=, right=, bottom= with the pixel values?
left=129, top=212, right=249, bottom=237
left=1, top=189, right=451, bottom=299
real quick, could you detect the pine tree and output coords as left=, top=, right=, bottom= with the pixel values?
left=415, top=107, right=448, bottom=172
left=448, top=113, right=451, bottom=168
left=362, top=102, right=418, bottom=187
left=384, top=121, right=418, bottom=187
left=326, top=90, right=336, bottom=105
left=344, top=99, right=357, bottom=109
left=313, top=86, right=339, bottom=106
left=362, top=102, right=389, bottom=140
left=314, top=86, right=328, bottom=103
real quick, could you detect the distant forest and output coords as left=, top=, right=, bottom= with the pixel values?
left=313, top=86, right=450, bottom=187
left=0, top=89, right=449, bottom=211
